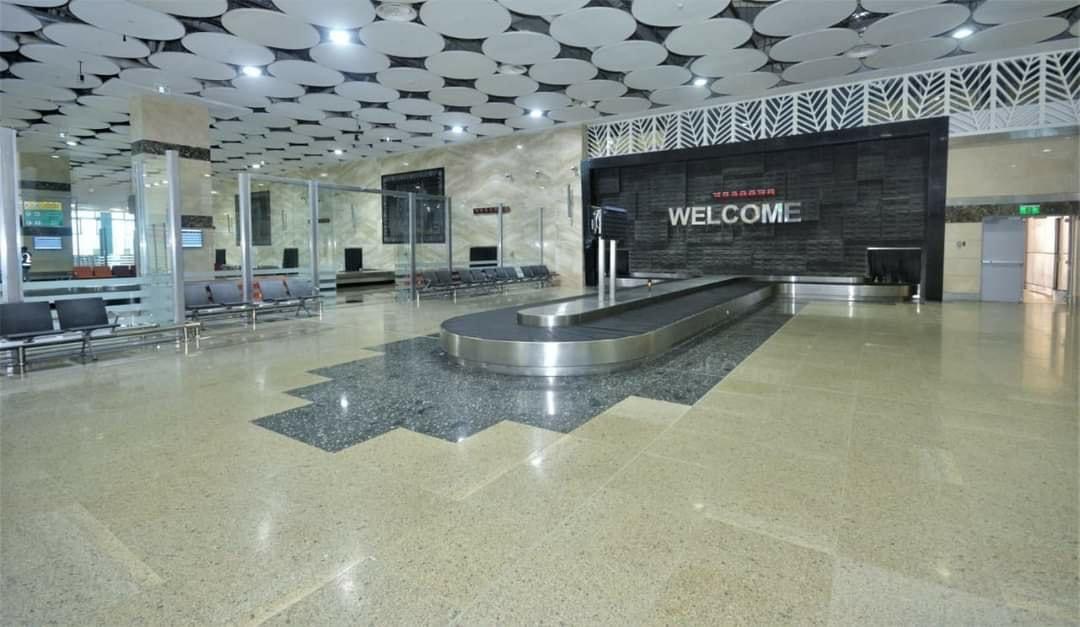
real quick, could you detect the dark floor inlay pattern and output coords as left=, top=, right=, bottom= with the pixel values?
left=253, top=302, right=799, bottom=452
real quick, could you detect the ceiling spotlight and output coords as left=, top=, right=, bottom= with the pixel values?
left=50, top=154, right=60, bottom=159
left=320, top=172, right=328, bottom=177
left=529, top=109, right=543, bottom=118
left=328, top=29, right=352, bottom=44
left=499, top=63, right=527, bottom=75
left=58, top=132, right=66, bottom=138
left=1042, top=148, right=1053, bottom=153
left=65, top=140, right=78, bottom=146
left=951, top=27, right=974, bottom=39
left=333, top=148, right=344, bottom=155
left=156, top=84, right=168, bottom=94
left=251, top=163, right=262, bottom=169
left=375, top=2, right=417, bottom=21
left=516, top=144, right=523, bottom=150
left=451, top=125, right=463, bottom=133
left=242, top=65, right=263, bottom=77
left=692, top=77, right=707, bottom=87
left=846, top=43, right=881, bottom=59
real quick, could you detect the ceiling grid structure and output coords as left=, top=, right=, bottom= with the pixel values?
left=0, top=0, right=1075, bottom=190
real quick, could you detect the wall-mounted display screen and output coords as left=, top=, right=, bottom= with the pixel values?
left=33, top=236, right=63, bottom=250
left=181, top=229, right=204, bottom=248
left=381, top=168, right=446, bottom=244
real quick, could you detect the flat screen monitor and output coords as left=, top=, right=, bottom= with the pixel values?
left=181, top=229, right=203, bottom=248
left=32, top=236, right=63, bottom=250
left=469, top=246, right=498, bottom=268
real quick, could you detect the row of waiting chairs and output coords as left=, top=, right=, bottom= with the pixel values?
left=1, top=298, right=120, bottom=368
left=184, top=278, right=320, bottom=321
left=417, top=265, right=552, bottom=298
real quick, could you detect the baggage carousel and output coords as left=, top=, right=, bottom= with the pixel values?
left=441, top=276, right=774, bottom=376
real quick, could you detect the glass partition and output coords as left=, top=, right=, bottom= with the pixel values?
left=414, top=192, right=450, bottom=273
left=246, top=176, right=316, bottom=304
left=131, top=154, right=176, bottom=324
left=316, top=184, right=386, bottom=305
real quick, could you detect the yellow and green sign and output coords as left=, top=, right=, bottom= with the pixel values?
left=23, top=200, right=64, bottom=227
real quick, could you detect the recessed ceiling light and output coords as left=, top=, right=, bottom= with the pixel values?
left=242, top=65, right=263, bottom=77
left=333, top=148, right=344, bottom=155
left=251, top=163, right=261, bottom=169
left=451, top=125, right=463, bottom=133
left=846, top=43, right=881, bottom=59
left=529, top=109, right=543, bottom=118
left=320, top=172, right=328, bottom=177
left=951, top=27, right=974, bottom=39
left=156, top=85, right=167, bottom=94
left=50, top=154, right=60, bottom=159
left=403, top=161, right=409, bottom=166
left=328, top=29, right=352, bottom=45
left=692, top=77, right=707, bottom=87
left=516, top=144, right=523, bottom=150
left=499, top=63, right=527, bottom=75
left=375, top=2, right=417, bottom=22
left=65, top=140, right=78, bottom=146
left=1042, top=148, right=1053, bottom=153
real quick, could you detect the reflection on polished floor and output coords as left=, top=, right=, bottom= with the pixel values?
left=1, top=290, right=1077, bottom=625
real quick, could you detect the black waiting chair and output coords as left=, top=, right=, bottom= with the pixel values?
left=208, top=282, right=250, bottom=308
left=258, top=279, right=290, bottom=303
left=0, top=301, right=56, bottom=341
left=258, top=279, right=306, bottom=317
left=55, top=297, right=120, bottom=360
left=285, top=278, right=320, bottom=316
left=184, top=283, right=216, bottom=318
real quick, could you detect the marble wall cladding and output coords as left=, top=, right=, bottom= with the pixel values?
left=308, top=126, right=586, bottom=285
left=138, top=155, right=215, bottom=273
left=128, top=95, right=210, bottom=150
left=19, top=152, right=73, bottom=275
left=943, top=222, right=983, bottom=297
left=947, top=134, right=1080, bottom=200
left=19, top=152, right=72, bottom=184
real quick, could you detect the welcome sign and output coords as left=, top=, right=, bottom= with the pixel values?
left=668, top=188, right=804, bottom=227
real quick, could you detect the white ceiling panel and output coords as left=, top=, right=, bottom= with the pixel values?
left=550, top=7, right=637, bottom=47
left=632, top=0, right=730, bottom=27
left=68, top=0, right=185, bottom=40
left=222, top=8, right=320, bottom=50
left=420, top=0, right=511, bottom=39
left=21, top=44, right=121, bottom=76
left=271, top=0, right=375, bottom=29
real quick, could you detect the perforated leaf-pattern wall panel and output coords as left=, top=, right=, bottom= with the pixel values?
left=586, top=51, right=1080, bottom=158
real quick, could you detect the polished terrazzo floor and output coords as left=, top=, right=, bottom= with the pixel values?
left=254, top=301, right=795, bottom=451
left=1, top=288, right=1077, bottom=625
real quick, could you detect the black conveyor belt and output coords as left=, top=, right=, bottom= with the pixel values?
left=441, top=279, right=768, bottom=342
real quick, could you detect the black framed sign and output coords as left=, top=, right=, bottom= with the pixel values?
left=381, top=168, right=446, bottom=244
left=234, top=190, right=271, bottom=246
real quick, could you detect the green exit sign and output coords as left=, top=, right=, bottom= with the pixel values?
left=1019, top=204, right=1041, bottom=215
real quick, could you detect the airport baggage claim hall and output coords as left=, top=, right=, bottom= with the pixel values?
left=0, top=0, right=1078, bottom=624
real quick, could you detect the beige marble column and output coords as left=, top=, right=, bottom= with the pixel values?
left=18, top=152, right=73, bottom=278
left=128, top=95, right=214, bottom=274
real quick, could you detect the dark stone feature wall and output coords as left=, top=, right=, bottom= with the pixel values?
left=20, top=180, right=72, bottom=192
left=946, top=201, right=1079, bottom=222
left=582, top=119, right=950, bottom=301
left=130, top=139, right=211, bottom=161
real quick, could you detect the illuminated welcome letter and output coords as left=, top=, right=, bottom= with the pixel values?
left=669, top=207, right=692, bottom=226
left=761, top=202, right=783, bottom=224
left=784, top=201, right=803, bottom=223
left=740, top=204, right=760, bottom=225
left=691, top=206, right=706, bottom=225
left=721, top=204, right=739, bottom=225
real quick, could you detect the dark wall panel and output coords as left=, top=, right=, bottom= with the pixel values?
left=583, top=119, right=948, bottom=299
